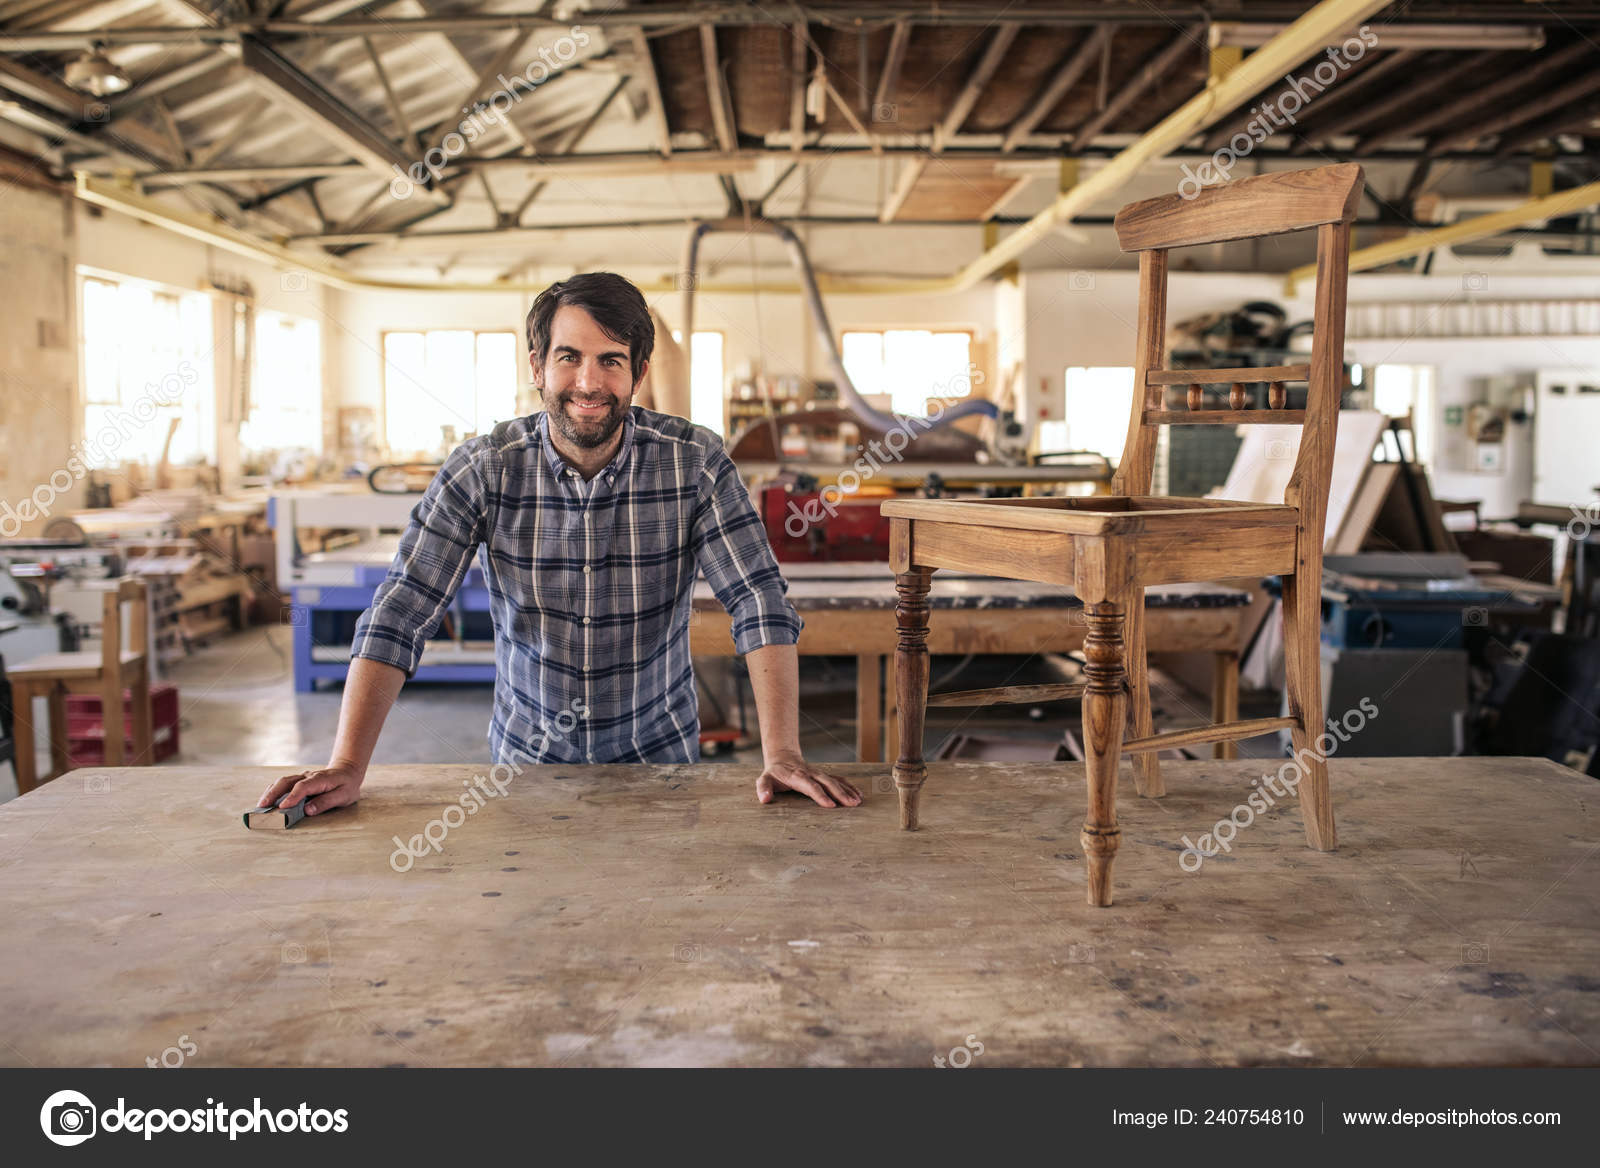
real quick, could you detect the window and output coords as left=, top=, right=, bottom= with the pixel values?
left=840, top=330, right=973, bottom=417
left=671, top=329, right=725, bottom=434
left=1372, top=364, right=1436, bottom=465
left=1037, top=367, right=1136, bottom=461
left=241, top=310, right=322, bottom=455
left=382, top=330, right=518, bottom=455
left=77, top=272, right=215, bottom=466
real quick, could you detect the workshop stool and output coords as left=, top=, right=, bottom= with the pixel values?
left=882, top=163, right=1361, bottom=906
left=7, top=579, right=153, bottom=794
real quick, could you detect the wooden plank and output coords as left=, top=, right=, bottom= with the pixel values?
left=1134, top=526, right=1296, bottom=586
left=1147, top=364, right=1308, bottom=385
left=881, top=499, right=1298, bottom=536
left=701, top=24, right=737, bottom=154
left=872, top=20, right=910, bottom=117
left=4, top=758, right=1596, bottom=1066
left=933, top=22, right=1019, bottom=150
left=927, top=682, right=1086, bottom=708
left=1002, top=25, right=1108, bottom=152
left=912, top=521, right=1076, bottom=584
left=1114, top=162, right=1363, bottom=251
left=855, top=654, right=881, bottom=762
left=1070, top=25, right=1201, bottom=151
left=1145, top=409, right=1308, bottom=425
left=1121, top=715, right=1296, bottom=754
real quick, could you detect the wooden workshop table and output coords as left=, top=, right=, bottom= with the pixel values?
left=2, top=757, right=1596, bottom=1067
left=691, top=564, right=1250, bottom=762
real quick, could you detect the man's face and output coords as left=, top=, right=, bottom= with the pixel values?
left=533, top=305, right=644, bottom=450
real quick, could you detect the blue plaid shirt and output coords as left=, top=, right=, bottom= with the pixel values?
left=350, top=407, right=801, bottom=764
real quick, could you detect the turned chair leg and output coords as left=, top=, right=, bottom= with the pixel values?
left=1123, top=586, right=1163, bottom=798
left=892, top=568, right=932, bottom=830
left=1281, top=569, right=1336, bottom=850
left=1081, top=601, right=1128, bottom=906
left=11, top=680, right=39, bottom=795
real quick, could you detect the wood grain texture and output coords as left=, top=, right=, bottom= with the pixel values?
left=927, top=682, right=1086, bottom=708
left=1113, top=162, right=1363, bottom=250
left=1144, top=409, right=1308, bottom=426
left=1147, top=364, right=1309, bottom=386
left=2, top=758, right=1596, bottom=1067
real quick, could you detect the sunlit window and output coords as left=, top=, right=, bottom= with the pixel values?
left=78, top=272, right=215, bottom=466
left=1036, top=367, right=1136, bottom=461
left=671, top=329, right=725, bottom=434
left=1373, top=364, right=1435, bottom=465
left=382, top=330, right=518, bottom=455
left=841, top=330, right=973, bottom=417
left=241, top=311, right=322, bottom=455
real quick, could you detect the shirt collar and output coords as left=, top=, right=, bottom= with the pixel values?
left=536, top=405, right=637, bottom=483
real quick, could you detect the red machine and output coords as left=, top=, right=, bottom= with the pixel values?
left=757, top=481, right=892, bottom=562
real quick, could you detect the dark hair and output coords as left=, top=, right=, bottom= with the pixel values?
left=525, top=271, right=654, bottom=384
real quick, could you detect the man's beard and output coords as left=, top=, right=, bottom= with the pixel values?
left=543, top=388, right=629, bottom=449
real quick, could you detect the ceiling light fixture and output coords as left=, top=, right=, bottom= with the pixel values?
left=64, top=47, right=131, bottom=96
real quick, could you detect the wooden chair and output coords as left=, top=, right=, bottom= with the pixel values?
left=7, top=578, right=153, bottom=793
left=881, top=163, right=1361, bottom=906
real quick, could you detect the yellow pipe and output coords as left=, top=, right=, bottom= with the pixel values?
left=77, top=0, right=1388, bottom=299
left=1283, top=178, right=1600, bottom=294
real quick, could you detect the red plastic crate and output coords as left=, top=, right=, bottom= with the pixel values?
left=65, top=683, right=180, bottom=766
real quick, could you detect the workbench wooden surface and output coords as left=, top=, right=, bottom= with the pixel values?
left=2, top=758, right=1596, bottom=1067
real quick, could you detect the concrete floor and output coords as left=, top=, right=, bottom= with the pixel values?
left=2, top=624, right=1266, bottom=803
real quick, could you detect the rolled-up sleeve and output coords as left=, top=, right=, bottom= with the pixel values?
left=692, top=445, right=802, bottom=655
left=350, top=442, right=487, bottom=676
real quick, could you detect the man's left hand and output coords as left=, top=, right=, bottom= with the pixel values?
left=756, top=754, right=862, bottom=808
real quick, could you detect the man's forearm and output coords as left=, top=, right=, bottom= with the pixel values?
left=329, top=657, right=407, bottom=776
left=744, top=642, right=803, bottom=762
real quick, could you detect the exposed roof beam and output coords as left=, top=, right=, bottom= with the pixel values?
left=1069, top=25, right=1200, bottom=151
left=512, top=73, right=630, bottom=225
left=1002, top=25, right=1107, bottom=152
left=1427, top=66, right=1600, bottom=154
left=1294, top=50, right=1498, bottom=150
left=872, top=19, right=910, bottom=115
left=190, top=94, right=272, bottom=169
left=0, top=54, right=180, bottom=165
left=1198, top=40, right=1394, bottom=153
left=236, top=33, right=442, bottom=195
left=933, top=22, right=1018, bottom=150
left=1283, top=50, right=1424, bottom=154
left=422, top=27, right=534, bottom=149
left=114, top=51, right=234, bottom=115
left=879, top=156, right=926, bottom=222
left=16, top=7, right=1600, bottom=51
left=364, top=37, right=419, bottom=153
left=700, top=24, right=737, bottom=153
left=631, top=28, right=671, bottom=155
left=1284, top=178, right=1600, bottom=292
left=1353, top=39, right=1592, bottom=153
left=1492, top=93, right=1600, bottom=159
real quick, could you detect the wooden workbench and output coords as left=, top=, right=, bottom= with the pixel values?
left=2, top=757, right=1595, bottom=1067
left=692, top=566, right=1250, bottom=762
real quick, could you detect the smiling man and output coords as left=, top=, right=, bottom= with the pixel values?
left=260, top=272, right=860, bottom=817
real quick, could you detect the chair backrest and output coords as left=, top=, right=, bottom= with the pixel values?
left=1108, top=163, right=1362, bottom=538
left=101, top=577, right=149, bottom=671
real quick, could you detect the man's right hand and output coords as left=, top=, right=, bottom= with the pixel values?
left=256, top=763, right=364, bottom=817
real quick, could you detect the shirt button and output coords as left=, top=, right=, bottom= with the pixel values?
left=582, top=663, right=590, bottom=672
left=582, top=565, right=591, bottom=574
left=585, top=753, right=595, bottom=763
left=582, top=616, right=591, bottom=625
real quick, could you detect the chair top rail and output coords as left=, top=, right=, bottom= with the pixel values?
left=1114, top=163, right=1362, bottom=251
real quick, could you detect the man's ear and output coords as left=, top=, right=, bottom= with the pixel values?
left=529, top=353, right=544, bottom=391
left=631, top=358, right=649, bottom=398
